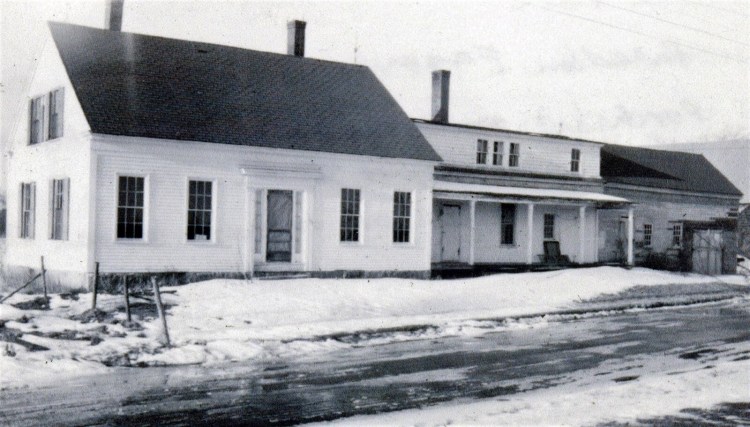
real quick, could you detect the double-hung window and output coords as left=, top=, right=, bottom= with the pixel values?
left=509, top=143, right=520, bottom=167
left=672, top=224, right=682, bottom=247
left=20, top=182, right=36, bottom=239
left=393, top=191, right=411, bottom=243
left=500, top=204, right=515, bottom=245
left=544, top=214, right=555, bottom=240
left=340, top=188, right=360, bottom=242
left=643, top=223, right=652, bottom=247
left=29, top=88, right=64, bottom=144
left=187, top=180, right=212, bottom=241
left=492, top=141, right=503, bottom=166
left=476, top=139, right=488, bottom=164
left=117, top=176, right=145, bottom=239
left=571, top=148, right=581, bottom=172
left=50, top=178, right=69, bottom=240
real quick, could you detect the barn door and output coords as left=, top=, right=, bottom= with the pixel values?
left=692, top=230, right=723, bottom=275
left=266, top=190, right=293, bottom=262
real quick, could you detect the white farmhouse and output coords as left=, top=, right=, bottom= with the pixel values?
left=4, top=16, right=441, bottom=289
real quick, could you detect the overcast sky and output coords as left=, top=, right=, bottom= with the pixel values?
left=1, top=0, right=749, bottom=190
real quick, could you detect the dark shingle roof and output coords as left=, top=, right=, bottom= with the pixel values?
left=601, top=144, right=742, bottom=197
left=49, top=22, right=441, bottom=162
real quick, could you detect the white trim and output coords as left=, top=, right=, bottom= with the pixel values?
left=434, top=181, right=629, bottom=203
left=604, top=183, right=740, bottom=201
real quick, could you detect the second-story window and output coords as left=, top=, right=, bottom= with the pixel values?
left=571, top=148, right=581, bottom=172
left=509, top=143, right=520, bottom=167
left=29, top=88, right=64, bottom=145
left=476, top=139, right=488, bottom=164
left=492, top=141, right=503, bottom=166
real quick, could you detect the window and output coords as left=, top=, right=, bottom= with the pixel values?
left=393, top=191, right=411, bottom=243
left=117, top=176, right=144, bottom=239
left=187, top=180, right=212, bottom=241
left=254, top=189, right=263, bottom=254
left=643, top=223, right=652, bottom=247
left=20, top=182, right=36, bottom=239
left=501, top=204, right=515, bottom=245
left=50, top=178, right=69, bottom=240
left=571, top=148, right=580, bottom=172
left=672, top=224, right=682, bottom=247
left=29, top=88, right=64, bottom=144
left=476, top=139, right=488, bottom=164
left=492, top=141, right=503, bottom=166
left=544, top=213, right=555, bottom=240
left=340, top=188, right=360, bottom=242
left=509, top=143, right=520, bottom=167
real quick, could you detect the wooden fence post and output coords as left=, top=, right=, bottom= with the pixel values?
left=40, top=256, right=48, bottom=302
left=123, top=275, right=131, bottom=322
left=91, top=262, right=99, bottom=311
left=151, top=277, right=170, bottom=347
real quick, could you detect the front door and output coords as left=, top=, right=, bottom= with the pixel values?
left=266, top=190, right=293, bottom=262
left=440, top=204, right=462, bottom=262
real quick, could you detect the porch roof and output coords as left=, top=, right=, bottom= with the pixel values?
left=434, top=181, right=631, bottom=205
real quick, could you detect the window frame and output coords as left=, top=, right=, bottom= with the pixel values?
left=643, top=223, right=652, bottom=248
left=20, top=182, right=36, bottom=239
left=500, top=203, right=515, bottom=246
left=543, top=213, right=555, bottom=240
left=392, top=191, right=412, bottom=244
left=186, top=178, right=216, bottom=243
left=509, top=143, right=520, bottom=167
left=50, top=178, right=69, bottom=241
left=115, top=175, right=148, bottom=242
left=340, top=188, right=361, bottom=243
left=476, top=139, right=488, bottom=165
left=492, top=141, right=503, bottom=166
left=672, top=223, right=683, bottom=248
left=570, top=148, right=581, bottom=172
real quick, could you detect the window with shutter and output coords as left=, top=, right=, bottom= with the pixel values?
left=20, top=182, right=36, bottom=238
left=29, top=96, right=45, bottom=145
left=49, top=88, right=64, bottom=139
left=50, top=178, right=69, bottom=240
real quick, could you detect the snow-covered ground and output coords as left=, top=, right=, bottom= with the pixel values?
left=0, top=266, right=747, bottom=389
left=313, top=339, right=750, bottom=426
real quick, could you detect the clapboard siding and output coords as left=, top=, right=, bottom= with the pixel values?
left=92, top=135, right=434, bottom=274
left=417, top=122, right=601, bottom=179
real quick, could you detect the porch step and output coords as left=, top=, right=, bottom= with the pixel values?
left=255, top=273, right=312, bottom=280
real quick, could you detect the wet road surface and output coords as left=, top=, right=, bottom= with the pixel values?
left=1, top=299, right=749, bottom=426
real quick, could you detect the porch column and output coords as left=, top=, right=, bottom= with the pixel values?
left=526, top=203, right=534, bottom=264
left=626, top=207, right=634, bottom=266
left=469, top=199, right=476, bottom=265
left=578, top=205, right=586, bottom=264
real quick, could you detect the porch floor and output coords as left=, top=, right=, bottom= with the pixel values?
left=430, top=261, right=612, bottom=279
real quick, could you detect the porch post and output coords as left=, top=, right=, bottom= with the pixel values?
left=626, top=207, right=634, bottom=266
left=579, top=205, right=586, bottom=264
left=469, top=199, right=476, bottom=265
left=526, top=203, right=534, bottom=264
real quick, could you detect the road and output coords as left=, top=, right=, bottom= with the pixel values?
left=1, top=299, right=749, bottom=426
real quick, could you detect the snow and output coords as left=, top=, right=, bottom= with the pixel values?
left=313, top=340, right=750, bottom=426
left=434, top=180, right=630, bottom=203
left=0, top=267, right=747, bottom=389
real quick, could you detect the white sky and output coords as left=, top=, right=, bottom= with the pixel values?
left=1, top=0, right=749, bottom=191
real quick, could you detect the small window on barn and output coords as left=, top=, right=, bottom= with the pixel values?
left=393, top=191, right=411, bottom=243
left=476, top=139, right=488, bottom=164
left=187, top=180, right=212, bottom=241
left=571, top=148, right=580, bottom=172
left=672, top=224, right=682, bottom=247
left=544, top=213, right=555, bottom=240
left=492, top=141, right=503, bottom=166
left=20, top=182, right=36, bottom=239
left=117, top=176, right=145, bottom=239
left=501, top=204, right=515, bottom=245
left=50, top=178, right=69, bottom=240
left=509, top=143, right=520, bottom=167
left=340, top=188, right=360, bottom=242
left=643, top=223, right=652, bottom=247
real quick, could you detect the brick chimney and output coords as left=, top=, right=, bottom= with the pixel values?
left=105, top=0, right=124, bottom=31
left=431, top=70, right=450, bottom=123
left=287, top=20, right=306, bottom=57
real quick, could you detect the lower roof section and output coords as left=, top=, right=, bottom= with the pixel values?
left=434, top=181, right=631, bottom=205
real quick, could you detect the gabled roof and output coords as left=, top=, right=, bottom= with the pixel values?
left=601, top=144, right=742, bottom=197
left=48, top=22, right=441, bottom=162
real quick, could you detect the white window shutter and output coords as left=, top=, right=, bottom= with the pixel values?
left=30, top=182, right=36, bottom=239
left=63, top=178, right=70, bottom=240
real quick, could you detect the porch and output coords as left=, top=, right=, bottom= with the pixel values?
left=431, top=181, right=633, bottom=271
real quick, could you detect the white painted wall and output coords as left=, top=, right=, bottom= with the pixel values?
left=92, top=135, right=435, bottom=274
left=4, top=38, right=93, bottom=284
left=417, top=122, right=601, bottom=179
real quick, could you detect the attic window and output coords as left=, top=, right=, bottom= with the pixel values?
left=29, top=88, right=64, bottom=145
